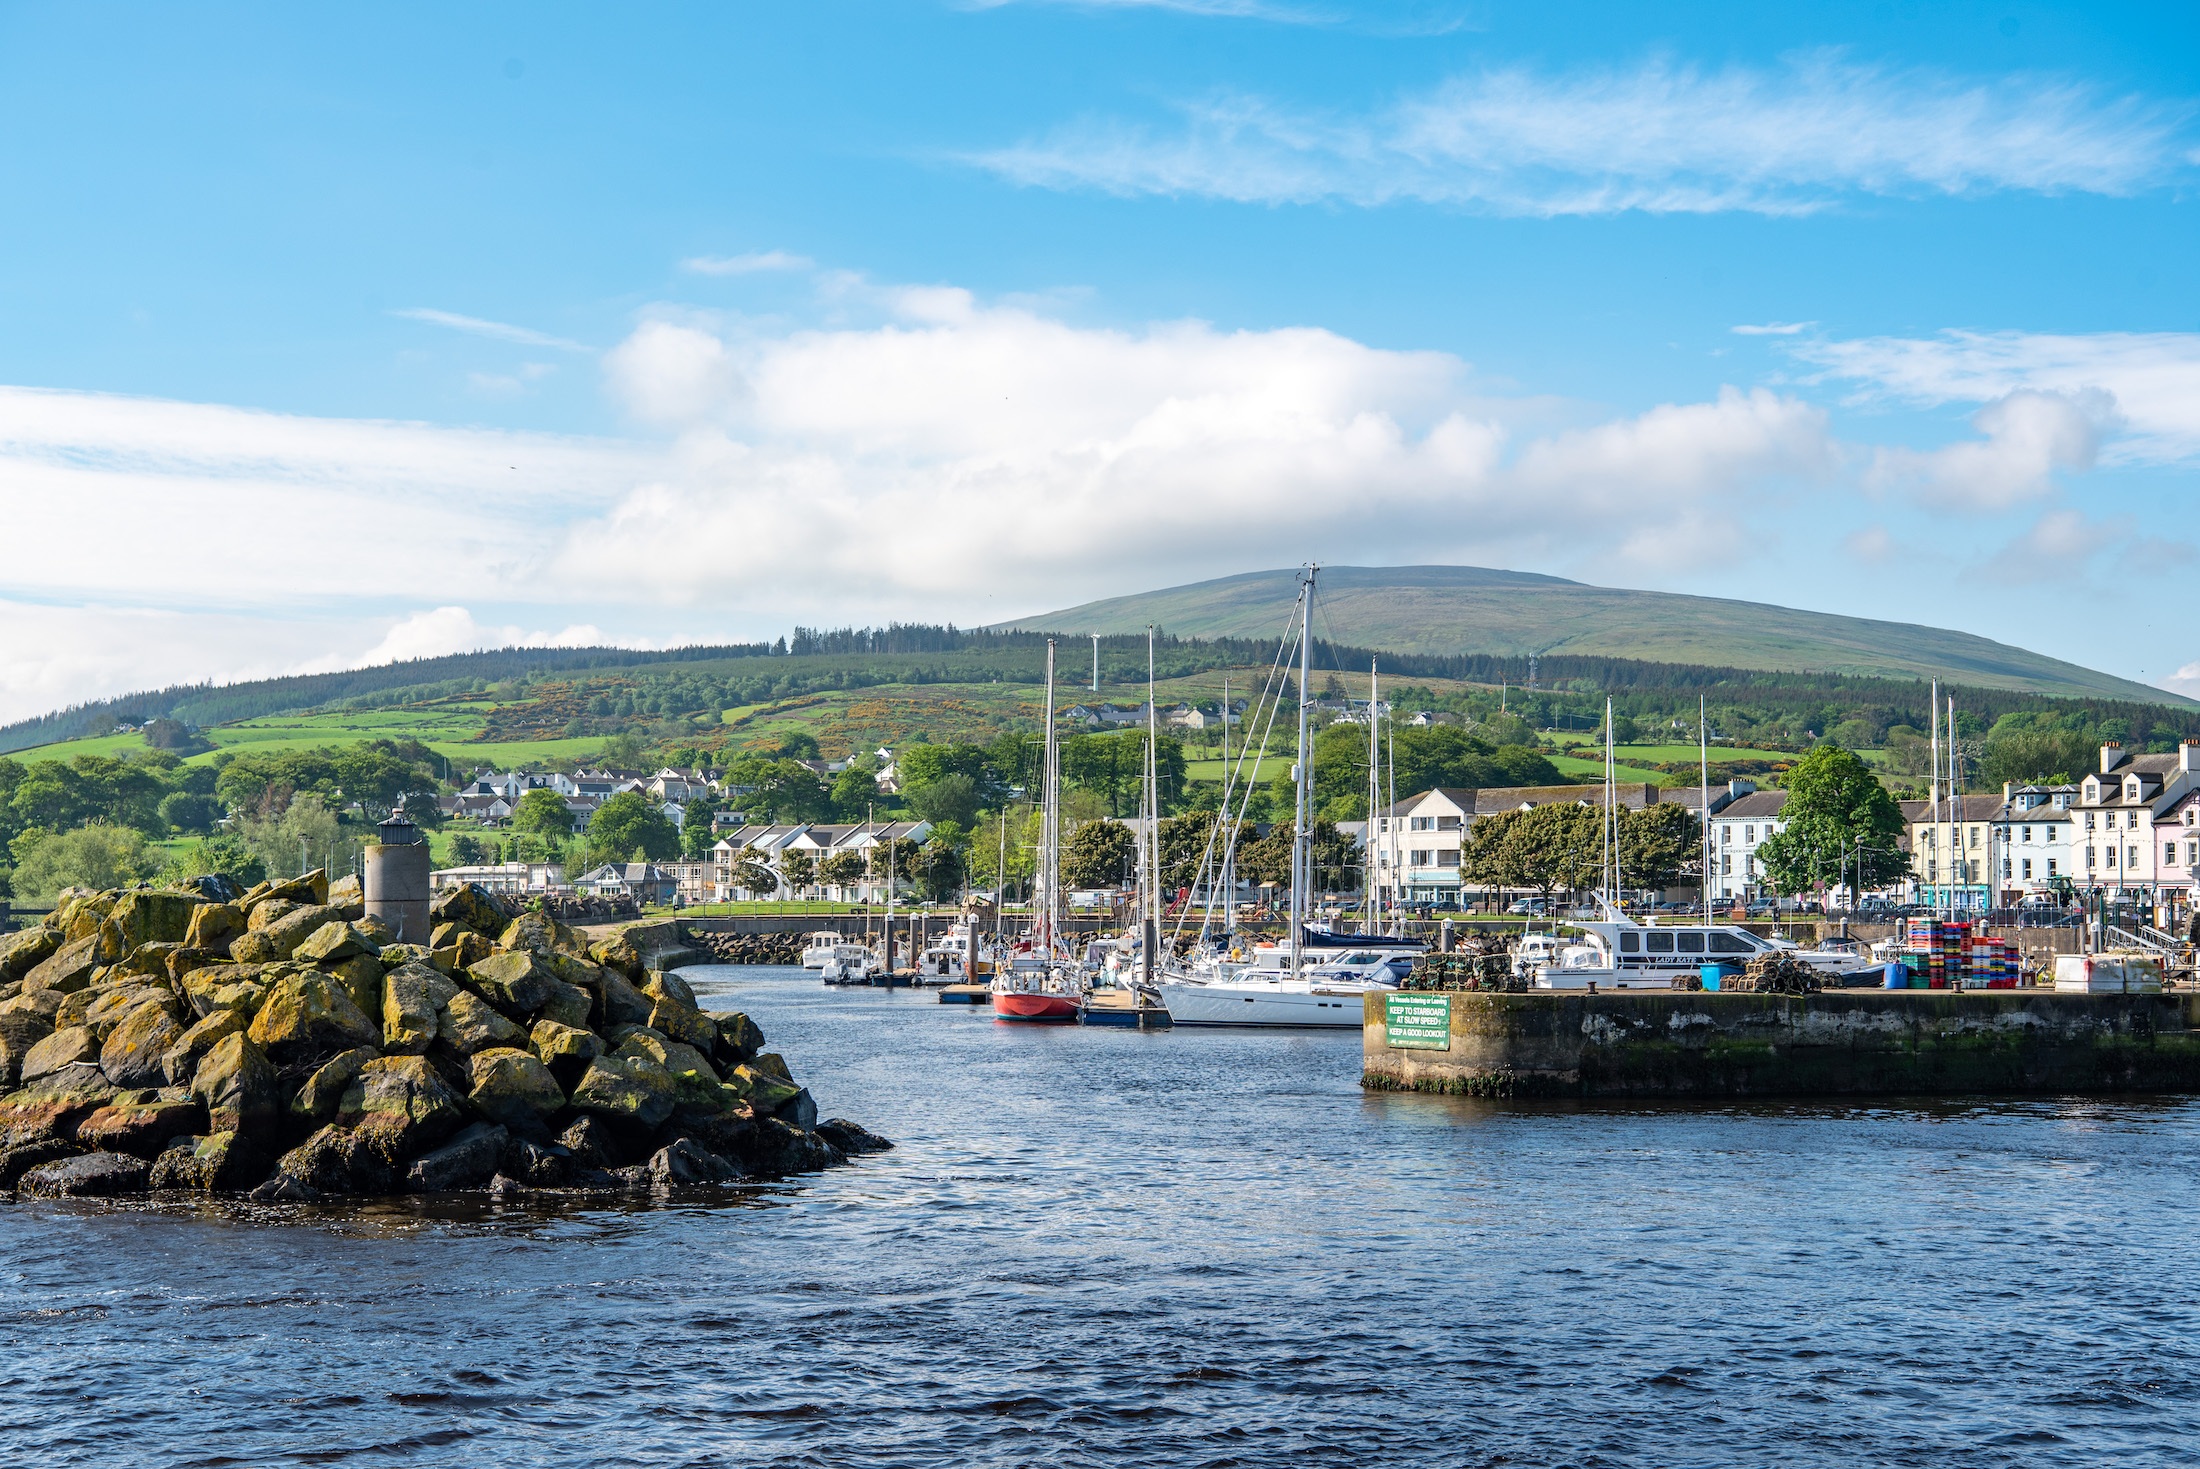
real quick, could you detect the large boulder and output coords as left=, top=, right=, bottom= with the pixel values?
left=0, top=1139, right=81, bottom=1188
left=183, top=902, right=245, bottom=955
left=594, top=969, right=654, bottom=1029
left=290, top=1046, right=378, bottom=1130
left=642, top=971, right=699, bottom=1009
left=337, top=1056, right=467, bottom=1161
left=189, top=1033, right=280, bottom=1136
left=323, top=954, right=385, bottom=1019
left=161, top=1008, right=249, bottom=1085
left=81, top=984, right=175, bottom=1040
left=247, top=972, right=379, bottom=1063
left=148, top=1130, right=268, bottom=1191
left=244, top=897, right=302, bottom=933
left=436, top=990, right=523, bottom=1055
left=99, top=1000, right=185, bottom=1089
left=0, top=1008, right=50, bottom=1088
left=557, top=1114, right=627, bottom=1168
left=0, top=926, right=61, bottom=983
left=529, top=1020, right=601, bottom=1088
left=499, top=912, right=582, bottom=957
left=568, top=1055, right=677, bottom=1131
left=537, top=978, right=592, bottom=1031
left=647, top=997, right=719, bottom=1052
left=22, top=933, right=103, bottom=995
left=727, top=1062, right=803, bottom=1116
left=430, top=883, right=513, bottom=937
left=711, top=1011, right=766, bottom=1066
left=273, top=1123, right=393, bottom=1195
left=382, top=963, right=458, bottom=1054
left=253, top=904, right=345, bottom=961
left=180, top=963, right=273, bottom=1020
left=0, top=1064, right=117, bottom=1149
left=616, top=1030, right=723, bottom=1113
left=465, top=951, right=554, bottom=1017
left=405, top=1121, right=507, bottom=1192
left=248, top=870, right=330, bottom=909
left=21, top=1026, right=99, bottom=1083
left=587, top=935, right=644, bottom=980
left=815, top=1118, right=893, bottom=1155
left=293, top=921, right=378, bottom=965
left=164, top=947, right=225, bottom=983
left=18, top=1151, right=150, bottom=1197
left=106, top=890, right=207, bottom=949
left=326, top=872, right=365, bottom=916
left=645, top=1138, right=743, bottom=1186
left=467, top=1048, right=565, bottom=1131
left=75, top=1097, right=207, bottom=1158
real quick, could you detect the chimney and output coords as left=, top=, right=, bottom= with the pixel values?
left=2004, top=780, right=2013, bottom=803
left=2102, top=742, right=2123, bottom=775
left=2183, top=740, right=2200, bottom=775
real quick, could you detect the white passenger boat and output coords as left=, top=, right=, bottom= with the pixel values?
left=800, top=930, right=844, bottom=970
left=1528, top=908, right=1877, bottom=989
left=819, top=943, right=883, bottom=984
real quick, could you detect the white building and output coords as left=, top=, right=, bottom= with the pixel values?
left=1992, top=784, right=2077, bottom=896
left=1707, top=791, right=1789, bottom=902
left=430, top=861, right=563, bottom=896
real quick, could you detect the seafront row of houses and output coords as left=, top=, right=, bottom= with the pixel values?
left=421, top=741, right=2200, bottom=917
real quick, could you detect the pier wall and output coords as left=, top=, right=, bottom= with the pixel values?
left=1362, top=990, right=2200, bottom=1098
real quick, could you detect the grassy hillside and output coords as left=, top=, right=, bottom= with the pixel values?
left=1005, top=565, right=2186, bottom=706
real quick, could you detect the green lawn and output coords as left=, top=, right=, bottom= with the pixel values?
left=1183, top=754, right=1292, bottom=786
left=1546, top=754, right=1674, bottom=784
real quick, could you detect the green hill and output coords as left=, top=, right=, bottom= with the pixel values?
left=1004, top=565, right=2184, bottom=706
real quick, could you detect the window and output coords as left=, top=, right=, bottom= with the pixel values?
left=1928, top=860, right=1938, bottom=881
left=1436, top=851, right=1459, bottom=868
left=2086, top=814, right=2096, bottom=830
left=2129, top=846, right=2140, bottom=868
left=1678, top=932, right=1705, bottom=954
left=1970, top=827, right=1982, bottom=847
left=2107, top=847, right=2117, bottom=868
left=1410, top=816, right=1434, bottom=832
left=2168, top=844, right=2179, bottom=866
left=2022, top=826, right=2032, bottom=843
left=1721, top=855, right=1731, bottom=875
left=1620, top=932, right=1640, bottom=952
left=1721, top=827, right=1731, bottom=845
left=2190, top=841, right=2199, bottom=867
left=1708, top=932, right=1755, bottom=954
left=2048, top=859, right=2057, bottom=876
left=1745, top=825, right=1755, bottom=842
left=1437, top=816, right=1462, bottom=830
left=1646, top=932, right=1674, bottom=953
left=2022, top=859, right=2032, bottom=879
left=2002, top=859, right=2012, bottom=879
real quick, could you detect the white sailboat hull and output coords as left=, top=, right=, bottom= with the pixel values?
left=1154, top=979, right=1379, bottom=1028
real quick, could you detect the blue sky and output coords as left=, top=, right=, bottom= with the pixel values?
left=0, top=1, right=2195, bottom=718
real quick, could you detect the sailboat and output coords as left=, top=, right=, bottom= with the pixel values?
left=1154, top=565, right=1418, bottom=1028
left=990, top=639, right=1086, bottom=1021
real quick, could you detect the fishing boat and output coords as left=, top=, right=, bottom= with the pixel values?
left=818, top=942, right=883, bottom=984
left=799, top=930, right=844, bottom=969
left=991, top=639, right=1086, bottom=1022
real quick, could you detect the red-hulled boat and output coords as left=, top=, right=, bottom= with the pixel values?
left=989, top=639, right=1088, bottom=1022
left=991, top=987, right=1081, bottom=1021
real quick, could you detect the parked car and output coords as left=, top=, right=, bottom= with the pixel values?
left=1506, top=898, right=1547, bottom=916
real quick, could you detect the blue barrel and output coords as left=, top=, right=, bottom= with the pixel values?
left=1701, top=962, right=1738, bottom=992
left=1883, top=961, right=1909, bottom=989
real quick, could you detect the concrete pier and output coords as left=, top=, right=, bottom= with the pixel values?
left=1363, top=989, right=2200, bottom=1099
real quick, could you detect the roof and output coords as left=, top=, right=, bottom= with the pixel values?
left=1899, top=794, right=2004, bottom=822
left=1716, top=791, right=1790, bottom=819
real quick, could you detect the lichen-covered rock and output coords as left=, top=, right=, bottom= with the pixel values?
left=324, top=954, right=384, bottom=1020
left=499, top=912, right=582, bottom=957
left=466, top=950, right=554, bottom=1017
left=377, top=942, right=433, bottom=970
left=338, top=1055, right=466, bottom=1160
left=381, top=963, right=457, bottom=1054
left=161, top=1008, right=249, bottom=1085
left=326, top=872, right=365, bottom=915
left=647, top=997, right=719, bottom=1052
left=751, top=1051, right=794, bottom=1083
left=80, top=984, right=174, bottom=1040
left=467, top=1047, right=565, bottom=1130
left=226, top=931, right=280, bottom=965
left=501, top=1135, right=571, bottom=1186
left=274, top=1123, right=393, bottom=1195
left=642, top=970, right=698, bottom=1009
left=184, top=902, right=245, bottom=954
left=569, top=1054, right=677, bottom=1131
left=254, top=904, right=345, bottom=961
left=18, top=1150, right=151, bottom=1197
left=248, top=870, right=330, bottom=909
left=149, top=1130, right=267, bottom=1191
left=406, top=1121, right=508, bottom=1192
left=587, top=935, right=644, bottom=980
left=556, top=1114, right=627, bottom=1169
left=728, top=1062, right=802, bottom=1115
left=529, top=1019, right=601, bottom=1087
left=1, top=988, right=65, bottom=1023
left=293, top=920, right=376, bottom=965
left=711, top=1011, right=765, bottom=1066
left=247, top=971, right=379, bottom=1063
left=180, top=962, right=272, bottom=1019
left=437, top=989, right=522, bottom=1054
left=0, top=926, right=61, bottom=983
left=0, top=1008, right=49, bottom=1088
left=537, top=978, right=592, bottom=1031
left=22, top=1026, right=99, bottom=1083
left=23, top=933, right=103, bottom=994
left=290, top=1046, right=378, bottom=1129
left=0, top=1063, right=117, bottom=1149
left=189, top=1033, right=280, bottom=1136
left=244, top=898, right=302, bottom=933
left=433, top=932, right=494, bottom=973
left=106, top=890, right=207, bottom=950
left=99, top=999, right=185, bottom=1089
left=75, top=1097, right=206, bottom=1158
left=164, top=947, right=225, bottom=983
left=595, top=969, right=654, bottom=1029
left=430, top=882, right=513, bottom=937
left=815, top=1118, right=893, bottom=1155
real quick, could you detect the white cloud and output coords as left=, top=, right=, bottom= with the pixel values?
left=681, top=250, right=816, bottom=276
left=973, top=53, right=2189, bottom=215
left=313, top=608, right=622, bottom=670
left=1867, top=389, right=2110, bottom=509
left=1800, top=329, right=2200, bottom=464
left=1844, top=525, right=1896, bottom=563
left=1732, top=321, right=1814, bottom=336
left=391, top=307, right=592, bottom=352
left=2162, top=660, right=2200, bottom=699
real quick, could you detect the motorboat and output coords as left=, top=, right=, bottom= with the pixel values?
left=800, top=930, right=844, bottom=970
left=915, top=929, right=984, bottom=985
left=1154, top=933, right=1419, bottom=1027
left=818, top=943, right=883, bottom=984
left=1528, top=909, right=1879, bottom=989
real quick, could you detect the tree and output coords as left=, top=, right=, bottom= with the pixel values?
left=780, top=848, right=816, bottom=893
left=236, top=793, right=357, bottom=883
left=1463, top=803, right=1602, bottom=902
left=1062, top=731, right=1187, bottom=816
left=967, top=808, right=1037, bottom=896
left=1063, top=820, right=1134, bottom=887
left=829, top=759, right=881, bottom=821
left=7, top=824, right=159, bottom=901
left=1159, top=810, right=1222, bottom=891
left=587, top=791, right=680, bottom=864
left=1754, top=744, right=1908, bottom=896
left=681, top=799, right=718, bottom=858
left=512, top=789, right=574, bottom=839
left=161, top=832, right=266, bottom=889
left=817, top=851, right=867, bottom=890
left=734, top=846, right=778, bottom=896
left=446, top=833, right=493, bottom=865
left=914, top=839, right=965, bottom=901
left=907, top=772, right=981, bottom=828
left=158, top=791, right=223, bottom=835
left=1618, top=802, right=1700, bottom=893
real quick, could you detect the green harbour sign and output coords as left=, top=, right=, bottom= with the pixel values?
left=1384, top=993, right=1452, bottom=1051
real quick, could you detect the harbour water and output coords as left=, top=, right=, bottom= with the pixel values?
left=6, top=963, right=2200, bottom=1466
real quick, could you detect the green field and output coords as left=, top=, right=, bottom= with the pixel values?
left=9, top=703, right=615, bottom=772
left=1549, top=740, right=1797, bottom=764
left=1546, top=755, right=1679, bottom=785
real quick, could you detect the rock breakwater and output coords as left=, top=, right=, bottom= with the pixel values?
left=0, top=875, right=887, bottom=1202
left=688, top=930, right=807, bottom=965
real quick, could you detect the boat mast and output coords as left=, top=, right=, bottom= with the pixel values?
left=1042, top=639, right=1061, bottom=959
left=1930, top=680, right=1941, bottom=917
left=1604, top=697, right=1618, bottom=908
left=1700, top=694, right=1710, bottom=921
left=1385, top=696, right=1397, bottom=935
left=1291, top=565, right=1316, bottom=980
left=1144, top=623, right=1159, bottom=986
left=1367, top=657, right=1380, bottom=933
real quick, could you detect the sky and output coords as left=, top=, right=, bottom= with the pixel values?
left=1, top=0, right=2197, bottom=722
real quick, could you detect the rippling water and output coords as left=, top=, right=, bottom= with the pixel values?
left=5, top=964, right=2199, bottom=1466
